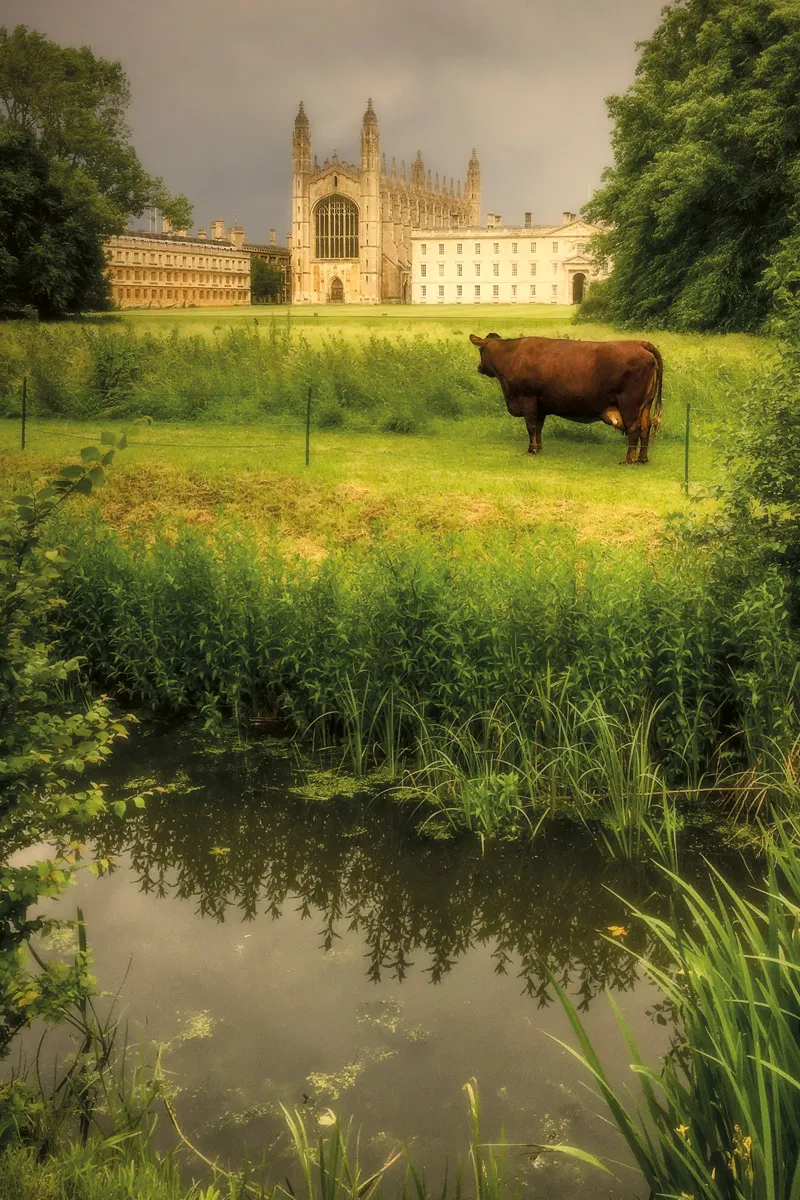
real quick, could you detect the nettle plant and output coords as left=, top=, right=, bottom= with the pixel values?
left=0, top=425, right=144, bottom=1057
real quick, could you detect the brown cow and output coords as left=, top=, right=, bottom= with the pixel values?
left=469, top=333, right=663, bottom=464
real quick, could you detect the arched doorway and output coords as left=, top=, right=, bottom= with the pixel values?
left=572, top=272, right=587, bottom=304
left=329, top=277, right=344, bottom=303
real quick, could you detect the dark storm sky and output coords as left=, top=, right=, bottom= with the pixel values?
left=4, top=0, right=665, bottom=243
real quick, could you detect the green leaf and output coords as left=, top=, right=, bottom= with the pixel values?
left=112, top=801, right=126, bottom=818
left=59, top=465, right=84, bottom=480
left=72, top=477, right=93, bottom=495
left=87, top=465, right=105, bottom=488
left=100, top=432, right=117, bottom=446
left=80, top=446, right=102, bottom=463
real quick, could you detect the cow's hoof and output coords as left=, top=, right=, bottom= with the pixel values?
left=526, top=448, right=540, bottom=455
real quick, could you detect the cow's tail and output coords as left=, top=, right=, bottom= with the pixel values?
left=640, top=342, right=663, bottom=433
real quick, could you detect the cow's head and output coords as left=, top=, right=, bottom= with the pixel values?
left=469, top=332, right=502, bottom=376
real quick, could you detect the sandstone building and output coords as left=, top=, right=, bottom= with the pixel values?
left=410, top=213, right=609, bottom=306
left=291, top=99, right=480, bottom=304
left=105, top=218, right=251, bottom=308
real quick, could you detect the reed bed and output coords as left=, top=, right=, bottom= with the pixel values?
left=52, top=517, right=800, bottom=843
left=556, top=815, right=800, bottom=1198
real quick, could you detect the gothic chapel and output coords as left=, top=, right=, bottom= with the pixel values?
left=291, top=100, right=480, bottom=304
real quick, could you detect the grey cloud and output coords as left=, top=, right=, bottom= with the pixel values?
left=4, top=0, right=664, bottom=241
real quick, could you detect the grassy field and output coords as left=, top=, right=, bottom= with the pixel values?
left=0, top=305, right=773, bottom=552
left=2, top=415, right=717, bottom=554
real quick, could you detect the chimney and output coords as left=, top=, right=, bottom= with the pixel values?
left=177, top=228, right=187, bottom=238
left=198, top=228, right=207, bottom=240
left=286, top=231, right=292, bottom=249
left=211, top=218, right=225, bottom=240
left=269, top=228, right=276, bottom=245
left=161, top=214, right=172, bottom=235
left=524, top=212, right=532, bottom=228
left=230, top=224, right=245, bottom=250
left=562, top=211, right=574, bottom=226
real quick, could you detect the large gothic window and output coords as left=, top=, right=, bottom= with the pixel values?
left=315, top=195, right=359, bottom=260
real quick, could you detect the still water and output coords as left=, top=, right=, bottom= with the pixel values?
left=40, top=728, right=721, bottom=1198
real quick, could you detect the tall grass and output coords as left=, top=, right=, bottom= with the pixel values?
left=0, top=319, right=764, bottom=437
left=0, top=323, right=489, bottom=432
left=51, top=517, right=800, bottom=842
left=554, top=816, right=800, bottom=1198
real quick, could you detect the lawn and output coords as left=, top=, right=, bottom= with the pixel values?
left=0, top=305, right=773, bottom=554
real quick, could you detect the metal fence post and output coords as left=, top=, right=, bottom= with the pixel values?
left=683, top=402, right=691, bottom=496
left=21, top=375, right=27, bottom=450
left=305, top=386, right=312, bottom=467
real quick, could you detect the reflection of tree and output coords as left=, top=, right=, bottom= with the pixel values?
left=90, top=734, right=744, bottom=1009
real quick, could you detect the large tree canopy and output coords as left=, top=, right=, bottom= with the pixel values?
left=586, top=0, right=800, bottom=331
left=0, top=26, right=192, bottom=233
left=0, top=26, right=192, bottom=315
left=0, top=131, right=111, bottom=318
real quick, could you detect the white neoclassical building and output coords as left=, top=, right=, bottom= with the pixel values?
left=410, top=213, right=608, bottom=305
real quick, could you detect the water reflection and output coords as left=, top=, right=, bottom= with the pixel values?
left=89, top=729, right=727, bottom=1007
left=55, top=728, right=755, bottom=1198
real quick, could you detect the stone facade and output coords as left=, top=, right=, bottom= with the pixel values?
left=245, top=228, right=292, bottom=304
left=105, top=219, right=251, bottom=308
left=410, top=215, right=609, bottom=306
left=291, top=100, right=480, bottom=304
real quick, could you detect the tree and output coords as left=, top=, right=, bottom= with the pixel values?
left=0, top=26, right=192, bottom=315
left=585, top=0, right=800, bottom=331
left=0, top=131, right=111, bottom=317
left=251, top=257, right=284, bottom=303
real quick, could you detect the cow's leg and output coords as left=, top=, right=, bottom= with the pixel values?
left=524, top=405, right=544, bottom=454
left=622, top=422, right=640, bottom=465
left=637, top=406, right=652, bottom=464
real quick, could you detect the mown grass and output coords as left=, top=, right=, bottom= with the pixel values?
left=1, top=414, right=718, bottom=552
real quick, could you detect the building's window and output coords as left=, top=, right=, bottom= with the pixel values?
left=421, top=244, right=427, bottom=255
left=457, top=243, right=462, bottom=254
left=438, top=243, right=444, bottom=255
left=577, top=243, right=586, bottom=253
left=552, top=263, right=558, bottom=275
left=530, top=284, right=536, bottom=296
left=126, top=288, right=131, bottom=298
left=438, top=285, right=444, bottom=297
left=512, top=242, right=518, bottom=254
left=475, top=263, right=481, bottom=276
left=511, top=262, right=518, bottom=276
left=492, top=262, right=499, bottom=276
left=492, top=284, right=499, bottom=297
left=511, top=284, right=517, bottom=296
left=552, top=242, right=558, bottom=252
left=421, top=263, right=427, bottom=277
left=134, top=252, right=140, bottom=263
left=493, top=241, right=499, bottom=254
left=474, top=243, right=480, bottom=254
left=475, top=285, right=480, bottom=296
left=530, top=262, right=537, bottom=276
left=421, top=285, right=427, bottom=297
left=134, top=288, right=140, bottom=298
left=315, top=194, right=359, bottom=259
left=457, top=285, right=462, bottom=297
left=438, top=263, right=444, bottom=276
left=456, top=263, right=463, bottom=277
left=552, top=284, right=557, bottom=296
left=530, top=242, right=536, bottom=254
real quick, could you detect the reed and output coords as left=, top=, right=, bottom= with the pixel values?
left=47, top=517, right=800, bottom=853
left=551, top=818, right=800, bottom=1198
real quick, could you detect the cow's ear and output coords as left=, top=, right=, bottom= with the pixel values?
left=469, top=334, right=486, bottom=347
